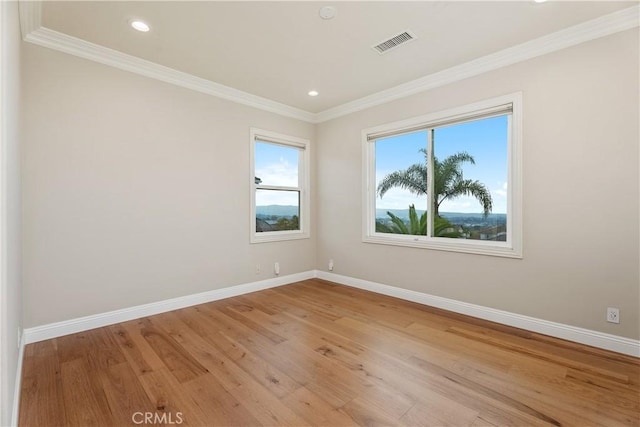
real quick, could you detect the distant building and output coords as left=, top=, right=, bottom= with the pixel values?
left=479, top=226, right=507, bottom=241
left=256, top=219, right=275, bottom=232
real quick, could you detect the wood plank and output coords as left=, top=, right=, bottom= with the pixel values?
left=205, top=329, right=302, bottom=398
left=280, top=387, right=354, bottom=426
left=59, top=358, right=111, bottom=426
left=226, top=382, right=310, bottom=427
left=138, top=318, right=209, bottom=383
left=339, top=397, right=401, bottom=426
left=399, top=398, right=478, bottom=427
left=98, top=362, right=154, bottom=425
left=182, top=374, right=263, bottom=426
left=108, top=323, right=156, bottom=376
left=137, top=368, right=209, bottom=427
left=19, top=341, right=67, bottom=427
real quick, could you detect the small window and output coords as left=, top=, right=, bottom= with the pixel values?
left=363, top=93, right=522, bottom=258
left=250, top=128, right=310, bottom=243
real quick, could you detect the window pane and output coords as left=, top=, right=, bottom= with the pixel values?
left=432, top=115, right=508, bottom=241
left=375, top=130, right=428, bottom=236
left=254, top=141, right=299, bottom=187
left=255, top=189, right=300, bottom=232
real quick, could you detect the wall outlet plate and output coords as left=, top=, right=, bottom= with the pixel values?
left=606, top=307, right=620, bottom=324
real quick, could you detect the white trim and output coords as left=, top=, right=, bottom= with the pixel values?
left=19, top=270, right=640, bottom=357
left=17, top=0, right=39, bottom=40
left=23, top=27, right=316, bottom=123
left=362, top=92, right=523, bottom=259
left=315, top=271, right=640, bottom=358
left=250, top=128, right=311, bottom=244
left=315, top=5, right=640, bottom=122
left=16, top=3, right=639, bottom=123
left=10, top=333, right=23, bottom=427
left=22, top=271, right=314, bottom=344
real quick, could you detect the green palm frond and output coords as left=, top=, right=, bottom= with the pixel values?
left=446, top=179, right=493, bottom=216
left=377, top=164, right=427, bottom=198
left=408, top=204, right=421, bottom=235
left=375, top=221, right=393, bottom=233
left=387, top=211, right=409, bottom=234
left=378, top=147, right=492, bottom=217
left=434, top=216, right=462, bottom=238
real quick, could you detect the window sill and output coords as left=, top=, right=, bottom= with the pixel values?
left=251, top=231, right=310, bottom=244
left=363, top=234, right=522, bottom=258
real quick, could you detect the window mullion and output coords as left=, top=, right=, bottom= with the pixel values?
left=427, top=128, right=434, bottom=238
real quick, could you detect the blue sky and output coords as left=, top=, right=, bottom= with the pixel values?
left=254, top=141, right=300, bottom=206
left=375, top=115, right=508, bottom=213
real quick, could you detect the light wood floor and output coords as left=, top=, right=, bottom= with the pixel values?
left=19, top=279, right=640, bottom=426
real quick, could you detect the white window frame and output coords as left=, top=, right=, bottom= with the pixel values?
left=250, top=128, right=310, bottom=243
left=362, top=93, right=523, bottom=258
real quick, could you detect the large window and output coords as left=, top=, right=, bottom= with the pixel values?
left=250, top=128, right=310, bottom=243
left=363, top=93, right=522, bottom=257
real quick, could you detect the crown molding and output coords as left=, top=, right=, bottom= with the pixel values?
left=315, top=4, right=640, bottom=122
left=18, top=2, right=639, bottom=124
left=23, top=27, right=316, bottom=123
left=18, top=0, right=41, bottom=39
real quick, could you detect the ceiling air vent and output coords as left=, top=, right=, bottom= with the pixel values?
left=372, top=30, right=417, bottom=55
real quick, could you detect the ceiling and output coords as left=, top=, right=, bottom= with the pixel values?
left=36, top=1, right=637, bottom=115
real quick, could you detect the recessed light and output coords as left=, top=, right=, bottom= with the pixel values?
left=130, top=20, right=150, bottom=32
left=319, top=6, right=337, bottom=20
left=308, top=90, right=319, bottom=97
left=534, top=0, right=548, bottom=3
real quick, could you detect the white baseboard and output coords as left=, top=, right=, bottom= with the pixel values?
left=22, top=271, right=315, bottom=345
left=11, top=332, right=24, bottom=427
left=21, top=269, right=639, bottom=358
left=315, top=271, right=640, bottom=358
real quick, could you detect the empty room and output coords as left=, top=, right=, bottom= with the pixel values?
left=1, top=1, right=639, bottom=426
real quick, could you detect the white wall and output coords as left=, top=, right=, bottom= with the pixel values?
left=1, top=1, right=23, bottom=424
left=21, top=43, right=316, bottom=328
left=316, top=29, right=640, bottom=340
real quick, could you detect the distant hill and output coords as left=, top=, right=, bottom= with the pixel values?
left=256, top=205, right=298, bottom=217
left=376, top=209, right=506, bottom=225
left=256, top=205, right=505, bottom=226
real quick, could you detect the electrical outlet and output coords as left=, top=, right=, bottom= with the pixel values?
left=607, top=307, right=620, bottom=324
left=274, top=262, right=280, bottom=276
left=329, top=259, right=334, bottom=271
left=255, top=264, right=261, bottom=275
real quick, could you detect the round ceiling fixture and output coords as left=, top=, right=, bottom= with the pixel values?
left=533, top=0, right=548, bottom=3
left=319, top=6, right=337, bottom=20
left=308, top=90, right=319, bottom=97
left=130, top=20, right=150, bottom=32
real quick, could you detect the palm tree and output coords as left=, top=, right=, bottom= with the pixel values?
left=377, top=149, right=492, bottom=217
left=376, top=204, right=462, bottom=237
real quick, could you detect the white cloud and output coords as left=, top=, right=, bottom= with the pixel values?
left=375, top=171, right=426, bottom=210
left=255, top=157, right=298, bottom=187
left=493, top=181, right=508, bottom=198
left=439, top=197, right=476, bottom=213
left=376, top=188, right=427, bottom=210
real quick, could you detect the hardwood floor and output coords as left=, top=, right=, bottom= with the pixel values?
left=19, top=279, right=640, bottom=426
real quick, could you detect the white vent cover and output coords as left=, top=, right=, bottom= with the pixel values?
left=372, top=30, right=417, bottom=54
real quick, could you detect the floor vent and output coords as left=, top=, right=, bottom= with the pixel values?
left=372, top=30, right=417, bottom=54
